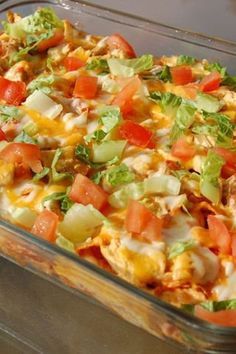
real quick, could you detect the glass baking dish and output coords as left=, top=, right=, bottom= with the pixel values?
left=0, top=0, right=236, bottom=352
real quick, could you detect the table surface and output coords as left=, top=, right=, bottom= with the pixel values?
left=0, top=1, right=235, bottom=353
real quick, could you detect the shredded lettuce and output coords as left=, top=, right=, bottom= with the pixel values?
left=33, top=167, right=50, bottom=182
left=3, top=8, right=63, bottom=39
left=182, top=299, right=236, bottom=315
left=108, top=182, right=145, bottom=209
left=14, top=131, right=36, bottom=144
left=59, top=203, right=105, bottom=243
left=56, top=235, right=75, bottom=253
left=107, top=54, right=153, bottom=77
left=24, top=90, right=63, bottom=119
left=42, top=191, right=73, bottom=213
left=177, top=55, right=196, bottom=65
left=156, top=65, right=171, bottom=82
left=203, top=112, right=234, bottom=147
left=75, top=144, right=101, bottom=169
left=144, top=175, right=181, bottom=196
left=168, top=239, right=196, bottom=259
left=92, top=140, right=126, bottom=163
left=23, top=121, right=39, bottom=137
left=11, top=207, right=37, bottom=228
left=205, top=62, right=227, bottom=78
left=222, top=75, right=236, bottom=90
left=200, top=151, right=224, bottom=204
left=85, top=105, right=121, bottom=142
left=51, top=149, right=72, bottom=182
left=104, top=164, right=134, bottom=187
left=0, top=105, right=21, bottom=123
left=170, top=102, right=197, bottom=142
left=150, top=92, right=182, bottom=119
left=86, top=59, right=109, bottom=73
left=195, top=92, right=221, bottom=113
left=27, top=75, right=55, bottom=94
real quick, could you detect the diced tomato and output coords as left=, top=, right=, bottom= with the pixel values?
left=195, top=306, right=236, bottom=327
left=64, top=56, right=85, bottom=71
left=231, top=234, right=236, bottom=257
left=119, top=120, right=154, bottom=148
left=0, top=143, right=42, bottom=173
left=171, top=138, right=196, bottom=160
left=107, top=33, right=136, bottom=58
left=125, top=200, right=163, bottom=241
left=69, top=173, right=108, bottom=211
left=14, top=163, right=32, bottom=181
left=207, top=215, right=231, bottom=254
left=170, top=65, right=193, bottom=85
left=73, top=76, right=98, bottom=99
left=213, top=147, right=236, bottom=177
left=112, top=76, right=141, bottom=115
left=213, top=147, right=236, bottom=168
left=0, top=77, right=26, bottom=106
left=0, top=128, right=6, bottom=141
left=37, top=29, right=64, bottom=52
left=31, top=210, right=58, bottom=243
left=199, top=71, right=221, bottom=92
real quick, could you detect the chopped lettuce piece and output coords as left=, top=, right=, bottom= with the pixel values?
left=23, top=121, right=39, bottom=136
left=33, top=167, right=50, bottom=182
left=195, top=92, right=221, bottom=113
left=203, top=112, right=234, bottom=147
left=14, top=131, right=36, bottom=144
left=0, top=105, right=21, bottom=123
left=3, top=8, right=63, bottom=40
left=42, top=192, right=73, bottom=213
left=92, top=140, right=126, bottom=163
left=170, top=102, right=197, bottom=142
left=200, top=299, right=236, bottom=312
left=168, top=239, right=196, bottom=259
left=205, top=62, right=227, bottom=78
left=51, top=149, right=72, bottom=182
left=144, top=175, right=181, bottom=196
left=222, top=75, right=236, bottom=90
left=85, top=105, right=121, bottom=142
left=200, top=151, right=224, bottom=204
left=24, top=90, right=63, bottom=119
left=107, top=54, right=153, bottom=77
left=11, top=207, right=37, bottom=228
left=59, top=203, right=105, bottom=243
left=177, top=55, right=196, bottom=65
left=27, top=75, right=55, bottom=94
left=104, top=164, right=134, bottom=187
left=56, top=235, right=75, bottom=253
left=86, top=59, right=109, bottom=73
left=150, top=92, right=182, bottom=118
left=108, top=182, right=145, bottom=208
left=156, top=65, right=171, bottom=82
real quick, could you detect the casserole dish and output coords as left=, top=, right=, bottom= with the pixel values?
left=0, top=0, right=236, bottom=352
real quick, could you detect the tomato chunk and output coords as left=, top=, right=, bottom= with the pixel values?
left=231, top=234, right=236, bottom=257
left=213, top=147, right=236, bottom=167
left=73, top=76, right=98, bottom=99
left=64, top=56, right=85, bottom=71
left=125, top=200, right=163, bottom=241
left=0, top=77, right=26, bottom=106
left=0, top=128, right=7, bottom=141
left=171, top=138, right=196, bottom=160
left=31, top=210, right=58, bottom=242
left=107, top=33, right=136, bottom=58
left=207, top=215, right=231, bottom=254
left=112, top=76, right=141, bottom=115
left=37, top=29, right=64, bottom=52
left=170, top=65, right=193, bottom=85
left=199, top=71, right=221, bottom=92
left=0, top=142, right=42, bottom=173
left=119, top=120, right=154, bottom=148
left=195, top=306, right=236, bottom=327
left=69, top=173, right=108, bottom=211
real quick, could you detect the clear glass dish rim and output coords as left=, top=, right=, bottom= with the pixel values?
left=0, top=0, right=236, bottom=337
